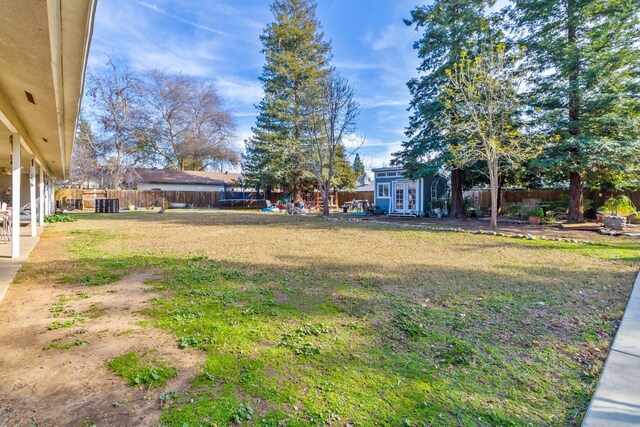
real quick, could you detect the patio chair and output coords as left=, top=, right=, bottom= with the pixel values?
left=19, top=200, right=39, bottom=223
left=0, top=211, right=11, bottom=243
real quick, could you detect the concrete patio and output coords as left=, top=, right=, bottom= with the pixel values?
left=0, top=224, right=42, bottom=303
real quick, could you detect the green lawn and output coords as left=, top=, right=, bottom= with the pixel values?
left=18, top=211, right=639, bottom=426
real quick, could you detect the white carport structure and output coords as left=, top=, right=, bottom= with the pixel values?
left=0, top=0, right=96, bottom=258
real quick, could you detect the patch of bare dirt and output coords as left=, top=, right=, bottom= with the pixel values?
left=0, top=272, right=206, bottom=427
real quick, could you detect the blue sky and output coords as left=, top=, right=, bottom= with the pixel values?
left=88, top=0, right=429, bottom=172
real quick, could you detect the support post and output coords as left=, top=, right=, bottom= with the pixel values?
left=39, top=165, right=45, bottom=226
left=46, top=179, right=51, bottom=215
left=30, top=158, right=37, bottom=237
left=50, top=182, right=55, bottom=214
left=10, top=134, right=21, bottom=258
left=43, top=178, right=49, bottom=216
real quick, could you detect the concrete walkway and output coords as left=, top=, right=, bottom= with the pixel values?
left=0, top=225, right=42, bottom=304
left=583, top=272, right=640, bottom=426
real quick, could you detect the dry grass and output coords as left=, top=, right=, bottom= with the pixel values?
left=8, top=210, right=639, bottom=426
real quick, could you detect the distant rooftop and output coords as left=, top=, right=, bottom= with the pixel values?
left=135, top=168, right=242, bottom=186
left=371, top=166, right=404, bottom=172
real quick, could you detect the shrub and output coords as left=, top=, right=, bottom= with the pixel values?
left=526, top=208, right=545, bottom=218
left=45, top=214, right=76, bottom=223
left=598, top=195, right=637, bottom=217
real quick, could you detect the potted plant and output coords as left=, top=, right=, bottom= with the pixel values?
left=527, top=207, right=544, bottom=225
left=430, top=200, right=443, bottom=218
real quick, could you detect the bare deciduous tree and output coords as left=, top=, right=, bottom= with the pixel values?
left=69, top=117, right=99, bottom=187
left=77, top=57, right=239, bottom=188
left=304, top=69, right=360, bottom=216
left=141, top=70, right=239, bottom=171
left=444, top=43, right=533, bottom=230
left=85, top=55, right=143, bottom=187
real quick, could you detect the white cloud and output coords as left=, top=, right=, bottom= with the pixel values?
left=216, top=78, right=264, bottom=106
left=232, top=112, right=258, bottom=118
left=341, top=134, right=404, bottom=171
left=364, top=23, right=414, bottom=52
left=359, top=96, right=408, bottom=109
left=137, top=1, right=237, bottom=38
left=333, top=61, right=380, bottom=71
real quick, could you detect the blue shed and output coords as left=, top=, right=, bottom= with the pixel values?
left=372, top=167, right=444, bottom=217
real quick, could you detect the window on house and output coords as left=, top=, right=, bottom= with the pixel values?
left=377, top=182, right=390, bottom=198
left=376, top=172, right=387, bottom=177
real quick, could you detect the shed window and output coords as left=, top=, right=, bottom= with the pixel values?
left=377, top=183, right=390, bottom=198
left=376, top=172, right=387, bottom=177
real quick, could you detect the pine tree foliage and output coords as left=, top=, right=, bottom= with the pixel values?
left=511, top=0, right=640, bottom=222
left=352, top=153, right=366, bottom=182
left=393, top=0, right=495, bottom=218
left=243, top=0, right=331, bottom=197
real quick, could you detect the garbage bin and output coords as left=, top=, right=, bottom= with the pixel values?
left=343, top=205, right=348, bottom=213
left=95, top=198, right=120, bottom=213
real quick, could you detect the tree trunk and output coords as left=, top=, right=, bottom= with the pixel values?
left=322, top=182, right=330, bottom=217
left=566, top=0, right=584, bottom=224
left=449, top=168, right=464, bottom=219
left=293, top=179, right=303, bottom=203
left=567, top=171, right=584, bottom=223
left=489, top=158, right=499, bottom=231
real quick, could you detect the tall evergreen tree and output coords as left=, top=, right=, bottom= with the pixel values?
left=243, top=0, right=331, bottom=200
left=512, top=0, right=640, bottom=222
left=393, top=0, right=495, bottom=219
left=352, top=153, right=366, bottom=183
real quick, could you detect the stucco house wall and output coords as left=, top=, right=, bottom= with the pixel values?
left=0, top=173, right=30, bottom=207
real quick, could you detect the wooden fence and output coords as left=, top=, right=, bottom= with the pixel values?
left=338, top=191, right=375, bottom=204
left=57, top=188, right=375, bottom=209
left=58, top=187, right=640, bottom=212
left=57, top=188, right=220, bottom=209
left=467, top=189, right=640, bottom=213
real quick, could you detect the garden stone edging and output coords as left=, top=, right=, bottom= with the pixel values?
left=327, top=217, right=600, bottom=245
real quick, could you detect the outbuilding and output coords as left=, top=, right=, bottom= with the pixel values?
left=372, top=166, right=446, bottom=217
